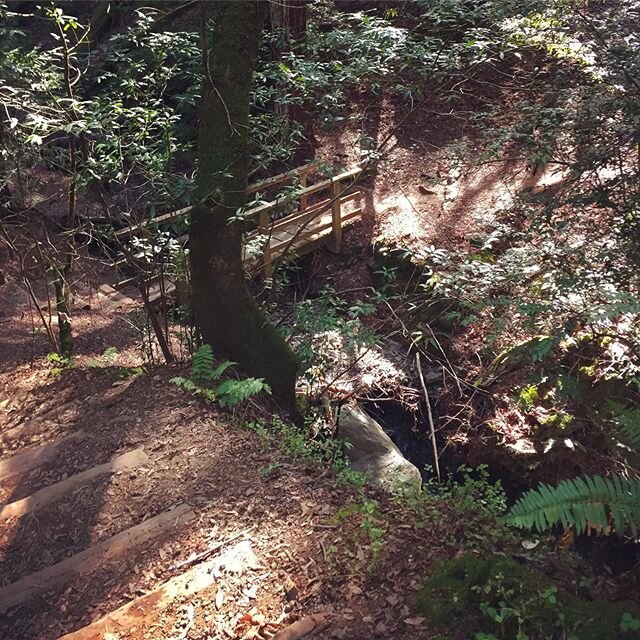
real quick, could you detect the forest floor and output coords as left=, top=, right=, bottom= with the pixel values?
left=0, top=359, right=454, bottom=640
left=0, top=306, right=463, bottom=640
left=0, top=90, right=527, bottom=638
left=0, top=67, right=636, bottom=640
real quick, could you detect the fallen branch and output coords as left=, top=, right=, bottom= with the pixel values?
left=273, top=615, right=327, bottom=640
left=416, top=352, right=441, bottom=483
left=171, top=528, right=252, bottom=572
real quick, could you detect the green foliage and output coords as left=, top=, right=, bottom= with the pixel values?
left=518, top=384, right=539, bottom=411
left=406, top=465, right=511, bottom=550
left=606, top=401, right=640, bottom=453
left=287, top=285, right=381, bottom=392
left=507, top=475, right=640, bottom=537
left=428, top=464, right=508, bottom=519
left=86, top=347, right=119, bottom=368
left=46, top=352, right=71, bottom=367
left=244, top=414, right=367, bottom=492
left=260, top=462, right=282, bottom=478
left=171, top=345, right=271, bottom=408
left=214, top=378, right=271, bottom=408
left=417, top=554, right=640, bottom=640
left=334, top=498, right=387, bottom=572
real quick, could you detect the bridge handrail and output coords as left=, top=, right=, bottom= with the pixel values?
left=113, top=165, right=362, bottom=240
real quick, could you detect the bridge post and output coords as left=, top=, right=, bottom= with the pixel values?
left=329, top=177, right=343, bottom=253
left=259, top=209, right=273, bottom=279
left=298, top=165, right=309, bottom=212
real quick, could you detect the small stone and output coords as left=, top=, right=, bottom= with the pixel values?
left=283, top=575, right=298, bottom=601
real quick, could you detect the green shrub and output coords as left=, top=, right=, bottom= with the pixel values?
left=417, top=554, right=640, bottom=640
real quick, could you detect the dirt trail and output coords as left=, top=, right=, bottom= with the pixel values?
left=0, top=353, right=450, bottom=640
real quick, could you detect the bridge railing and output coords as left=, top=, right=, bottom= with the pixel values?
left=112, top=163, right=364, bottom=283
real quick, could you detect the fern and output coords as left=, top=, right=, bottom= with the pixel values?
left=171, top=345, right=270, bottom=408
left=214, top=378, right=271, bottom=407
left=507, top=474, right=640, bottom=537
left=169, top=376, right=199, bottom=393
left=190, top=344, right=216, bottom=385
left=606, top=400, right=640, bottom=453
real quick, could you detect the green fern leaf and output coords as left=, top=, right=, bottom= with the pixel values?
left=210, top=360, right=237, bottom=380
left=191, top=344, right=215, bottom=385
left=606, top=400, right=640, bottom=453
left=507, top=474, right=640, bottom=537
left=214, top=378, right=271, bottom=408
left=170, top=376, right=198, bottom=392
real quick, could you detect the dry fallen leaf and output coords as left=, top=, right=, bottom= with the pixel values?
left=403, top=617, right=426, bottom=627
left=215, top=588, right=225, bottom=610
left=243, top=585, right=258, bottom=599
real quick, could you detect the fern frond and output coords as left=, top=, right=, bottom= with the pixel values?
left=606, top=400, right=640, bottom=453
left=191, top=344, right=215, bottom=385
left=214, top=378, right=271, bottom=408
left=507, top=474, right=640, bottom=537
left=170, top=376, right=198, bottom=393
left=210, top=360, right=237, bottom=380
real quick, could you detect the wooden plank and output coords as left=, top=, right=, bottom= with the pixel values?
left=244, top=207, right=362, bottom=271
left=113, top=166, right=360, bottom=241
left=114, top=206, right=193, bottom=240
left=147, top=280, right=176, bottom=305
left=258, top=209, right=273, bottom=279
left=270, top=208, right=362, bottom=257
left=1, top=400, right=82, bottom=449
left=298, top=165, right=309, bottom=212
left=246, top=164, right=318, bottom=197
left=246, top=168, right=297, bottom=196
left=248, top=191, right=359, bottom=240
left=330, top=179, right=343, bottom=253
left=58, top=540, right=255, bottom=640
left=269, top=197, right=331, bottom=234
left=0, top=448, right=150, bottom=521
left=0, top=431, right=85, bottom=483
left=0, top=504, right=195, bottom=614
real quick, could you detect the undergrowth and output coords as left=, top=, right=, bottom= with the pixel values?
left=171, top=344, right=271, bottom=408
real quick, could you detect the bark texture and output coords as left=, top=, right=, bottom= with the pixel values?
left=190, top=1, right=299, bottom=410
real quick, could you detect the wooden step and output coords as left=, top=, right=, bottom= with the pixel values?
left=0, top=448, right=149, bottom=520
left=0, top=431, right=85, bottom=483
left=0, top=504, right=195, bottom=614
left=58, top=539, right=256, bottom=640
left=1, top=400, right=82, bottom=449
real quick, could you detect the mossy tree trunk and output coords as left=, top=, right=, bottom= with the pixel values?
left=190, top=0, right=299, bottom=411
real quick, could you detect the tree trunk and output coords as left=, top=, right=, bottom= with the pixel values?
left=190, top=0, right=299, bottom=411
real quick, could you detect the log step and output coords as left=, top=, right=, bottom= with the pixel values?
left=0, top=448, right=150, bottom=520
left=0, top=504, right=195, bottom=614
left=58, top=539, right=255, bottom=640
left=0, top=431, right=85, bottom=483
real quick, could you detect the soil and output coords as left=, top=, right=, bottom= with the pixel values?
left=0, top=353, right=455, bottom=639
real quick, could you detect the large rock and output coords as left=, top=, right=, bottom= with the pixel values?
left=337, top=403, right=422, bottom=493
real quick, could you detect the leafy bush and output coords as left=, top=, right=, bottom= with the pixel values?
left=417, top=554, right=640, bottom=640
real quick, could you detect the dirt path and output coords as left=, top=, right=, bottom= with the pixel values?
left=0, top=353, right=453, bottom=640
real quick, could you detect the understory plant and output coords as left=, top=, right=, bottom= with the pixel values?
left=417, top=554, right=640, bottom=640
left=508, top=474, right=640, bottom=538
left=170, top=344, right=270, bottom=408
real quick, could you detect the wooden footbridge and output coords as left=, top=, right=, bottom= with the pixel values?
left=112, top=164, right=364, bottom=302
